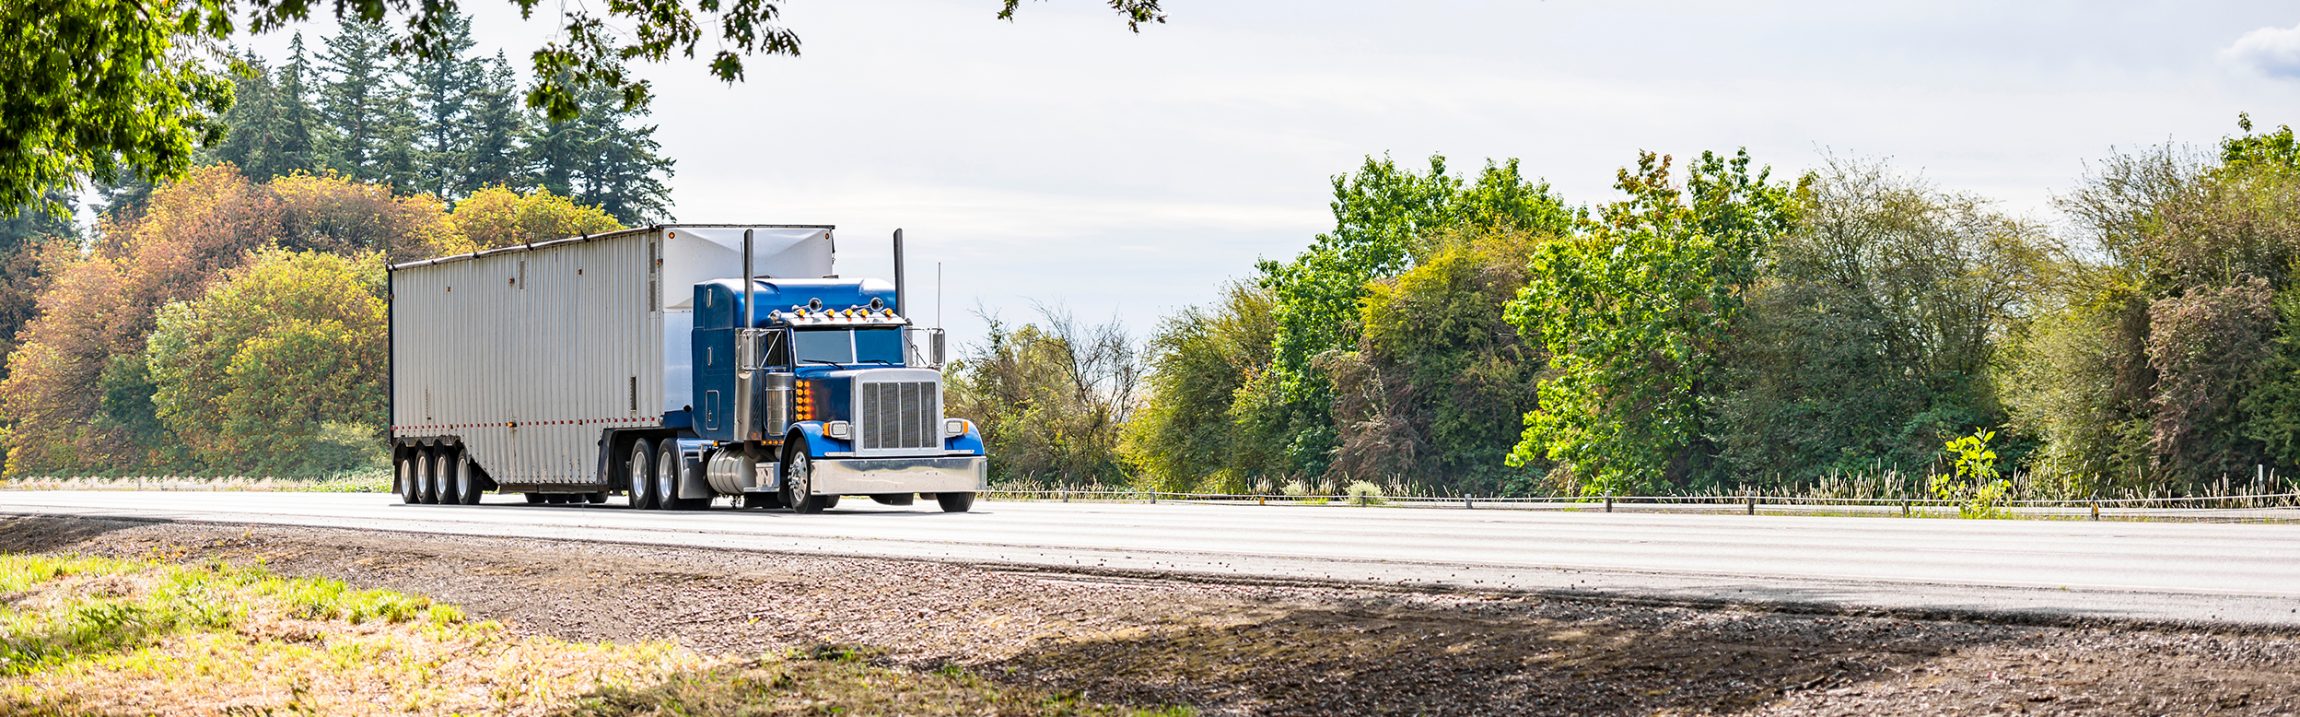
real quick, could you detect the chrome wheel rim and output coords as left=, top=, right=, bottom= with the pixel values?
left=628, top=444, right=651, bottom=507
left=787, top=453, right=811, bottom=506
left=656, top=448, right=678, bottom=506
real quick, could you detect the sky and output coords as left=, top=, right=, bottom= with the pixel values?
left=244, top=0, right=2300, bottom=349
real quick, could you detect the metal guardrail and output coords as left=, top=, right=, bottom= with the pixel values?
left=977, top=488, right=2300, bottom=520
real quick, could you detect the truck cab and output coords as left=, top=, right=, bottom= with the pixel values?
left=688, top=277, right=986, bottom=512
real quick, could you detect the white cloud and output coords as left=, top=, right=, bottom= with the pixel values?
left=2224, top=22, right=2300, bottom=79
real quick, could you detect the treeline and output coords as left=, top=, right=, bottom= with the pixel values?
left=187, top=12, right=673, bottom=224
left=0, top=166, right=621, bottom=477
left=952, top=118, right=2300, bottom=499
left=0, top=14, right=669, bottom=478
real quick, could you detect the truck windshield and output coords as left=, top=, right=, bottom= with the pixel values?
left=792, top=328, right=904, bottom=365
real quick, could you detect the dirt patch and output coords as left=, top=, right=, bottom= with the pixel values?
left=6, top=515, right=2299, bottom=716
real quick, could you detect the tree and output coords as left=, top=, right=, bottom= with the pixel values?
left=448, top=185, right=622, bottom=250
left=1254, top=155, right=1572, bottom=479
left=0, top=0, right=232, bottom=216
left=0, top=194, right=77, bottom=382
left=524, top=83, right=676, bottom=223
left=1713, top=159, right=2046, bottom=488
left=1121, top=282, right=1276, bottom=493
left=2146, top=279, right=2276, bottom=483
left=407, top=10, right=482, bottom=198
left=0, top=164, right=455, bottom=476
left=210, top=50, right=324, bottom=182
left=1330, top=228, right=1549, bottom=496
left=945, top=308, right=1140, bottom=486
left=0, top=0, right=1161, bottom=217
left=317, top=19, right=399, bottom=182
left=461, top=53, right=528, bottom=194
left=1505, top=150, right=1804, bottom=495
left=146, top=249, right=387, bottom=474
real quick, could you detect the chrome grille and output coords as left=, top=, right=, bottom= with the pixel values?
left=861, top=380, right=939, bottom=451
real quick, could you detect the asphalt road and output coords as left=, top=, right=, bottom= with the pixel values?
left=4, top=490, right=2298, bottom=627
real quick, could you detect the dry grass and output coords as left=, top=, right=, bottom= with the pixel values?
left=0, top=555, right=1183, bottom=717
left=3, top=473, right=393, bottom=493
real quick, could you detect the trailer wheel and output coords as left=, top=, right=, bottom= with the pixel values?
left=454, top=452, right=482, bottom=505
left=936, top=492, right=976, bottom=513
left=397, top=452, right=420, bottom=504
left=436, top=452, right=460, bottom=505
left=656, top=441, right=703, bottom=510
left=419, top=450, right=442, bottom=504
left=626, top=439, right=656, bottom=509
left=782, top=440, right=829, bottom=514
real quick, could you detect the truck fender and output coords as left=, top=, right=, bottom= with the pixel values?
left=783, top=421, right=850, bottom=458
left=944, top=425, right=987, bottom=455
left=673, top=437, right=714, bottom=500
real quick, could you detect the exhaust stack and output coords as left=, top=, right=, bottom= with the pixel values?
left=741, top=228, right=755, bottom=327
left=893, top=228, right=907, bottom=318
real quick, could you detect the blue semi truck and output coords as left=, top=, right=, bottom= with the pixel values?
left=387, top=225, right=985, bottom=513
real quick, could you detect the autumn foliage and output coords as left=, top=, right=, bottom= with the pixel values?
left=0, top=165, right=618, bottom=476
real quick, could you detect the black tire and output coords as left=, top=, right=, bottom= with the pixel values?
left=523, top=492, right=545, bottom=504
left=454, top=453, right=482, bottom=505
left=397, top=452, right=420, bottom=504
left=657, top=441, right=702, bottom=510
left=419, top=450, right=442, bottom=504
left=626, top=439, right=656, bottom=509
left=936, top=492, right=976, bottom=513
left=820, top=495, right=841, bottom=510
left=781, top=439, right=829, bottom=514
left=436, top=451, right=461, bottom=505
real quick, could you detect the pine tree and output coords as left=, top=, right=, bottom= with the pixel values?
left=273, top=33, right=326, bottom=177
left=318, top=20, right=396, bottom=181
left=368, top=71, right=425, bottom=192
left=210, top=53, right=284, bottom=177
left=461, top=53, right=527, bottom=194
left=213, top=40, right=326, bottom=182
left=523, top=83, right=675, bottom=224
left=409, top=10, right=481, bottom=198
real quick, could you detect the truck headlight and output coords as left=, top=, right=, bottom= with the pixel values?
left=943, top=418, right=970, bottom=438
left=825, top=420, right=852, bottom=440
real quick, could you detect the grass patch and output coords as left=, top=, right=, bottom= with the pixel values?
left=0, top=554, right=1183, bottom=716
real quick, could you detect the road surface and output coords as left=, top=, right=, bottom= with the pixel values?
left=3, top=490, right=2298, bottom=627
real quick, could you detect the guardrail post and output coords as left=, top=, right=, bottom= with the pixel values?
left=1464, top=497, right=1473, bottom=509
left=1605, top=492, right=1613, bottom=513
left=2090, top=499, right=2100, bottom=521
left=1258, top=495, right=1266, bottom=506
left=1746, top=493, right=1756, bottom=516
left=1901, top=499, right=1909, bottom=518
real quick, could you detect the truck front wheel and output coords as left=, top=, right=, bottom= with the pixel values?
left=936, top=492, right=976, bottom=513
left=781, top=440, right=829, bottom=514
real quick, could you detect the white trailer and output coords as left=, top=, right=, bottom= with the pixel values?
left=388, top=225, right=836, bottom=502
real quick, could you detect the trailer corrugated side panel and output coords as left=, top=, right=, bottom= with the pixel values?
left=391, top=231, right=662, bottom=486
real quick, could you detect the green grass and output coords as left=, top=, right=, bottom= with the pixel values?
left=0, top=554, right=1188, bottom=716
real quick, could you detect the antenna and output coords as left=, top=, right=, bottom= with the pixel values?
left=937, top=261, right=944, bottom=330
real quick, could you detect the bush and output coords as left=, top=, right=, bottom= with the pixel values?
left=1343, top=481, right=1388, bottom=506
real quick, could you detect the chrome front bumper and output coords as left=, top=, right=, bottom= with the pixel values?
left=811, top=455, right=987, bottom=495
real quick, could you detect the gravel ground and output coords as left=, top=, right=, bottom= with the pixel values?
left=5, top=514, right=2298, bottom=716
